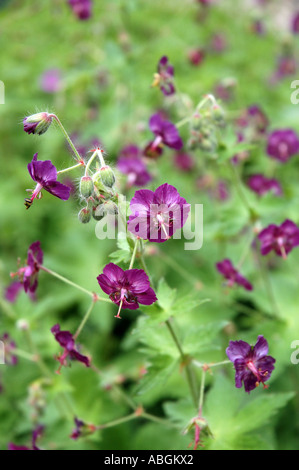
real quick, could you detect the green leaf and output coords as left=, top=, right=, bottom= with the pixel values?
left=134, top=356, right=178, bottom=395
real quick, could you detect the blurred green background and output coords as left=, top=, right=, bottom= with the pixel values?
left=1, top=0, right=299, bottom=450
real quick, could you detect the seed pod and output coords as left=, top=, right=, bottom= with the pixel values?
left=78, top=207, right=91, bottom=224
left=80, top=176, right=94, bottom=198
left=100, top=166, right=116, bottom=188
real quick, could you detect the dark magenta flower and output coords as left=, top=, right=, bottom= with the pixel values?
left=0, top=333, right=18, bottom=366
left=258, top=219, right=299, bottom=259
left=247, top=174, right=282, bottom=197
left=7, top=241, right=43, bottom=302
left=173, top=152, right=195, bottom=172
left=51, top=324, right=90, bottom=372
left=97, top=263, right=157, bottom=318
left=152, top=56, right=175, bottom=96
left=188, top=48, right=205, bottom=66
left=70, top=417, right=96, bottom=440
left=40, top=69, right=62, bottom=93
left=226, top=335, right=276, bottom=393
left=127, top=183, right=190, bottom=243
left=267, top=129, right=299, bottom=162
left=117, top=145, right=152, bottom=187
left=23, top=112, right=53, bottom=135
left=276, top=55, right=297, bottom=80
left=292, top=12, right=299, bottom=34
left=247, top=105, right=269, bottom=135
left=210, top=33, right=227, bottom=53
left=216, top=259, right=253, bottom=291
left=117, top=158, right=152, bottom=187
left=144, top=113, right=183, bottom=159
left=251, top=19, right=265, bottom=35
left=26, top=153, right=71, bottom=208
left=5, top=281, right=23, bottom=303
left=69, top=0, right=92, bottom=20
left=8, top=425, right=44, bottom=451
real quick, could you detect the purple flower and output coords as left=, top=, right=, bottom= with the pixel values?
left=117, top=145, right=152, bottom=187
left=51, top=324, right=90, bottom=372
left=247, top=174, right=282, bottom=197
left=40, top=69, right=62, bottom=93
left=8, top=425, right=44, bottom=451
left=5, top=281, right=23, bottom=303
left=292, top=12, right=299, bottom=34
left=272, top=55, right=297, bottom=82
left=127, top=183, right=190, bottom=243
left=97, top=263, right=157, bottom=318
left=0, top=333, right=18, bottom=366
left=23, top=112, right=53, bottom=135
left=247, top=105, right=269, bottom=135
left=188, top=48, right=205, bottom=66
left=258, top=219, right=299, bottom=259
left=117, top=158, right=152, bottom=187
left=7, top=241, right=43, bottom=302
left=210, top=33, right=227, bottom=53
left=216, top=259, right=253, bottom=291
left=251, top=19, right=265, bottom=35
left=26, top=153, right=71, bottom=208
left=69, top=0, right=92, bottom=20
left=226, top=336, right=276, bottom=393
left=70, top=417, right=96, bottom=440
left=119, top=144, right=141, bottom=160
left=267, top=129, right=299, bottom=162
left=152, top=56, right=175, bottom=96
left=144, top=114, right=183, bottom=159
left=173, top=152, right=194, bottom=172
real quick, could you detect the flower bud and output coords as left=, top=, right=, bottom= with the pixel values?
left=23, top=112, right=53, bottom=135
left=92, top=171, right=107, bottom=194
left=92, top=203, right=105, bottom=221
left=78, top=207, right=91, bottom=224
left=80, top=176, right=94, bottom=198
left=100, top=166, right=116, bottom=188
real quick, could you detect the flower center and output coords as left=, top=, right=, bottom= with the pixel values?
left=246, top=360, right=269, bottom=388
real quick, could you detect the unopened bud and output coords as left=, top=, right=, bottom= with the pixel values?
left=78, top=207, right=91, bottom=224
left=23, top=112, right=53, bottom=135
left=92, top=203, right=105, bottom=221
left=80, top=176, right=94, bottom=198
left=92, top=171, right=107, bottom=194
left=100, top=166, right=115, bottom=188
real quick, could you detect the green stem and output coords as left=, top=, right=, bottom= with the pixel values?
left=112, top=385, right=137, bottom=411
left=39, top=266, right=110, bottom=303
left=228, top=162, right=252, bottom=214
left=129, top=238, right=139, bottom=269
left=255, top=252, right=281, bottom=319
left=85, top=150, right=99, bottom=176
left=13, top=348, right=37, bottom=362
left=57, top=162, right=84, bottom=175
left=142, top=412, right=176, bottom=428
left=50, top=114, right=82, bottom=162
left=23, top=329, right=52, bottom=379
left=74, top=299, right=97, bottom=340
left=198, top=369, right=206, bottom=413
left=176, top=115, right=193, bottom=129
left=193, top=359, right=231, bottom=369
left=165, top=319, right=198, bottom=408
left=97, top=413, right=138, bottom=430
